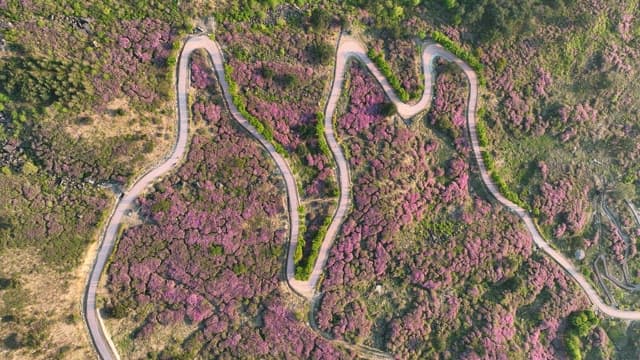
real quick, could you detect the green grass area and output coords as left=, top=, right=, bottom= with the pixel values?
left=315, top=112, right=332, bottom=158
left=431, top=31, right=485, bottom=85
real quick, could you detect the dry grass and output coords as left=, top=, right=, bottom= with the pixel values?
left=103, top=313, right=198, bottom=359
left=0, top=247, right=96, bottom=359
left=64, top=97, right=176, bottom=168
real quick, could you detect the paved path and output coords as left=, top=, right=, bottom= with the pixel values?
left=338, top=37, right=640, bottom=320
left=304, top=35, right=448, bottom=293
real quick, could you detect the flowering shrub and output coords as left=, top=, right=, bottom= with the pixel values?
left=106, top=56, right=344, bottom=358
left=96, top=19, right=176, bottom=108
left=218, top=21, right=335, bottom=197
left=315, top=63, right=592, bottom=358
left=533, top=179, right=588, bottom=235
left=217, top=20, right=339, bottom=278
left=428, top=60, right=468, bottom=145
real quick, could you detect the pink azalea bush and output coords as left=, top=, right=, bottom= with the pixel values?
left=217, top=21, right=336, bottom=199
left=95, top=19, right=175, bottom=107
left=315, top=63, right=592, bottom=358
left=428, top=60, right=470, bottom=153
left=107, top=59, right=344, bottom=358
left=533, top=179, right=589, bottom=235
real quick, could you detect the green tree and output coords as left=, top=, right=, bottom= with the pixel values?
left=309, top=7, right=331, bottom=31
left=566, top=334, right=582, bottom=360
left=306, top=41, right=334, bottom=66
left=568, top=309, right=599, bottom=337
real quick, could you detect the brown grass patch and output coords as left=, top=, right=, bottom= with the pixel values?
left=65, top=97, right=176, bottom=168
left=0, top=247, right=95, bottom=359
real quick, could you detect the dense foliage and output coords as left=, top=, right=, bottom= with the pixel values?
left=106, top=53, right=345, bottom=358
left=315, top=62, right=599, bottom=358
left=0, top=169, right=108, bottom=269
left=0, top=1, right=210, bottom=357
left=2, top=0, right=640, bottom=357
left=331, top=0, right=640, bottom=327
left=217, top=15, right=340, bottom=279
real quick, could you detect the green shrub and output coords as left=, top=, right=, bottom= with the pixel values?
left=224, top=64, right=286, bottom=156
left=3, top=333, right=21, bottom=350
left=109, top=302, right=129, bottom=319
left=209, top=244, right=224, bottom=256
left=490, top=170, right=523, bottom=206
left=262, top=66, right=274, bottom=80
left=21, top=161, right=38, bottom=176
left=142, top=140, right=155, bottom=154
left=307, top=41, right=334, bottom=66
left=294, top=215, right=332, bottom=280
left=367, top=48, right=410, bottom=102
left=150, top=198, right=171, bottom=213
left=565, top=334, right=582, bottom=360
left=481, top=151, right=494, bottom=170
left=277, top=73, right=298, bottom=88
left=233, top=263, right=247, bottom=275
left=568, top=310, right=599, bottom=337
left=74, top=116, right=94, bottom=125
left=294, top=206, right=307, bottom=264
left=380, top=102, right=397, bottom=117
left=431, top=31, right=485, bottom=85
left=315, top=112, right=331, bottom=157
left=0, top=277, right=18, bottom=290
left=309, top=7, right=331, bottom=32
left=476, top=115, right=489, bottom=147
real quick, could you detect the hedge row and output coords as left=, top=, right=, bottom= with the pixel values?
left=367, top=48, right=410, bottom=102
left=431, top=31, right=486, bottom=86
left=224, top=64, right=286, bottom=155
left=293, top=205, right=306, bottom=264
left=294, top=215, right=332, bottom=280
left=481, top=150, right=526, bottom=208
left=315, top=112, right=331, bottom=157
left=476, top=109, right=489, bottom=147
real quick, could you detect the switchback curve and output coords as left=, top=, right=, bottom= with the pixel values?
left=83, top=35, right=305, bottom=360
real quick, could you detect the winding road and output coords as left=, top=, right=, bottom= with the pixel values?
left=83, top=35, right=306, bottom=359
left=310, top=33, right=640, bottom=320
left=86, top=31, right=640, bottom=360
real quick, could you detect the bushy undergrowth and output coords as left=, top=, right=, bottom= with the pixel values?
left=217, top=14, right=340, bottom=278
left=315, top=62, right=595, bottom=358
left=107, top=57, right=344, bottom=358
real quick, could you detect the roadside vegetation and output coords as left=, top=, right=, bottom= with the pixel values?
left=317, top=1, right=640, bottom=354
left=2, top=0, right=640, bottom=358
left=315, top=60, right=608, bottom=358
